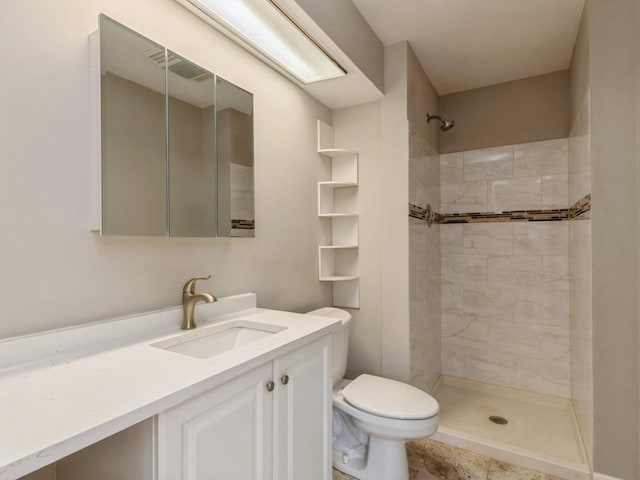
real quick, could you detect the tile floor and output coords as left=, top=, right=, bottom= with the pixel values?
left=332, top=439, right=565, bottom=480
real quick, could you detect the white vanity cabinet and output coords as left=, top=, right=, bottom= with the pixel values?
left=157, top=335, right=332, bottom=480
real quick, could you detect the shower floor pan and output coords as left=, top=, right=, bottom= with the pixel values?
left=431, top=376, right=591, bottom=480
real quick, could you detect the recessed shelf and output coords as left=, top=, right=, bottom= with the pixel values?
left=317, top=120, right=360, bottom=309
left=318, top=213, right=358, bottom=218
left=319, top=276, right=359, bottom=282
left=318, top=181, right=358, bottom=188
left=318, top=148, right=358, bottom=158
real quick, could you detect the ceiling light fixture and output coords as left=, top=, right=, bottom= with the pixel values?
left=176, top=0, right=347, bottom=84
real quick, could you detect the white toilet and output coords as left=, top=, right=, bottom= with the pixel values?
left=307, top=307, right=439, bottom=480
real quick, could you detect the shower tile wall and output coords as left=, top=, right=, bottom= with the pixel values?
left=569, top=91, right=593, bottom=460
left=440, top=139, right=571, bottom=398
left=409, top=125, right=441, bottom=392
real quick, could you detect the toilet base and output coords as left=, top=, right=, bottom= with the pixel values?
left=333, top=436, right=409, bottom=480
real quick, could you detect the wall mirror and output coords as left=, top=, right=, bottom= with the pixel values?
left=97, top=15, right=254, bottom=238
left=216, top=77, right=254, bottom=237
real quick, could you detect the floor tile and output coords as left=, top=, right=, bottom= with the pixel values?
left=487, top=460, right=565, bottom=480
left=408, top=439, right=490, bottom=480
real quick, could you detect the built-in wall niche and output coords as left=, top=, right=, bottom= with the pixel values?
left=317, top=120, right=360, bottom=308
left=90, top=15, right=254, bottom=238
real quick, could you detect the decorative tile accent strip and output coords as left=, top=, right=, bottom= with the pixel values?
left=409, top=194, right=590, bottom=225
left=569, top=193, right=591, bottom=220
left=440, top=209, right=569, bottom=224
left=231, top=219, right=255, bottom=230
left=409, top=203, right=425, bottom=220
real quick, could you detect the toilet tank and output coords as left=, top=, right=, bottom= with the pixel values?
left=306, top=307, right=351, bottom=386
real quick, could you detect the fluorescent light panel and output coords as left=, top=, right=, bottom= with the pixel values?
left=186, top=0, right=346, bottom=84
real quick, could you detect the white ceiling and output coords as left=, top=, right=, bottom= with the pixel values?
left=351, top=0, right=585, bottom=95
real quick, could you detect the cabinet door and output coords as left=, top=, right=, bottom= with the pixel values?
left=274, top=336, right=332, bottom=480
left=157, top=362, right=274, bottom=480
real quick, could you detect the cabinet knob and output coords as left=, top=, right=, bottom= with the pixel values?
left=281, top=374, right=289, bottom=385
left=266, top=381, right=275, bottom=392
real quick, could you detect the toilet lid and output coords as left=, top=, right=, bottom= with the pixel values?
left=342, top=374, right=439, bottom=420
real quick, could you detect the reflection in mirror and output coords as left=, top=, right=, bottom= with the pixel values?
left=216, top=77, right=255, bottom=238
left=100, top=16, right=167, bottom=235
left=167, top=51, right=216, bottom=237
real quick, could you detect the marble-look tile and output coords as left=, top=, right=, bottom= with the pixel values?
left=515, top=357, right=571, bottom=398
left=463, top=284, right=514, bottom=321
left=514, top=222, right=568, bottom=256
left=408, top=439, right=491, bottom=480
left=488, top=255, right=542, bottom=289
left=542, top=256, right=570, bottom=291
left=514, top=138, right=568, bottom=177
left=440, top=152, right=464, bottom=184
left=488, top=319, right=543, bottom=358
left=442, top=255, right=487, bottom=286
left=569, top=170, right=591, bottom=206
left=487, top=177, right=541, bottom=212
left=442, top=313, right=488, bottom=348
left=410, top=156, right=429, bottom=206
left=568, top=133, right=590, bottom=174
left=464, top=347, right=516, bottom=386
left=514, top=287, right=569, bottom=327
left=568, top=130, right=591, bottom=205
left=570, top=219, right=592, bottom=257
left=486, top=460, right=566, bottom=480
left=336, top=434, right=571, bottom=480
left=542, top=325, right=571, bottom=362
left=541, top=174, right=568, bottom=209
left=463, top=223, right=514, bottom=256
left=441, top=181, right=488, bottom=214
left=440, top=225, right=463, bottom=255
left=464, top=145, right=514, bottom=181
left=441, top=283, right=464, bottom=314
left=441, top=341, right=465, bottom=377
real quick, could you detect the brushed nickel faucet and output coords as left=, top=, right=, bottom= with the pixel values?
left=181, top=275, right=217, bottom=330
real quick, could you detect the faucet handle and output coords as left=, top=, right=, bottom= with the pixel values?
left=183, top=275, right=212, bottom=294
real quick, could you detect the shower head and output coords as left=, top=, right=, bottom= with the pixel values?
left=427, top=114, right=455, bottom=132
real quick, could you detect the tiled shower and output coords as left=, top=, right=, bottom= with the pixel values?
left=408, top=91, right=593, bottom=470
left=409, top=125, right=441, bottom=393
left=439, top=138, right=571, bottom=398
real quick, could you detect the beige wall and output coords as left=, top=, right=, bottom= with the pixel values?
left=0, top=0, right=332, bottom=339
left=407, top=46, right=440, bottom=150
left=333, top=101, right=383, bottom=379
left=379, top=42, right=411, bottom=382
left=589, top=0, right=640, bottom=477
left=18, top=420, right=153, bottom=480
left=334, top=43, right=441, bottom=388
left=570, top=4, right=590, bottom=128
left=439, top=71, right=571, bottom=154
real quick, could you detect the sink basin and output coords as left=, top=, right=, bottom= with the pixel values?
left=152, top=320, right=286, bottom=359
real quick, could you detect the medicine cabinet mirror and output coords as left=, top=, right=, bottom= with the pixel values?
left=97, top=15, right=254, bottom=238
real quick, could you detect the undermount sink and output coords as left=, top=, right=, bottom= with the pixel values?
left=152, top=320, right=286, bottom=359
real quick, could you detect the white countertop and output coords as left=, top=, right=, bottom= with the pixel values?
left=0, top=295, right=339, bottom=479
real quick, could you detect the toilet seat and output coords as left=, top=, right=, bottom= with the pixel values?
left=342, top=374, right=439, bottom=420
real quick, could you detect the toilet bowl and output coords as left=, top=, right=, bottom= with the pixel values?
left=306, top=308, right=439, bottom=480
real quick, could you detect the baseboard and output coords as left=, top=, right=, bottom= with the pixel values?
left=592, top=473, right=623, bottom=480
